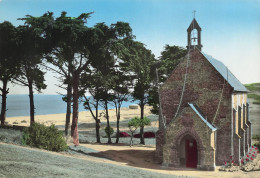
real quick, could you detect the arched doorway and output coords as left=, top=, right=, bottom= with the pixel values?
left=179, top=135, right=198, bottom=168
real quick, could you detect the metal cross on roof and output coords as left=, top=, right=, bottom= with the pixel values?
left=193, top=10, right=196, bottom=19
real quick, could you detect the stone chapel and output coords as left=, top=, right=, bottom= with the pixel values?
left=155, top=18, right=251, bottom=170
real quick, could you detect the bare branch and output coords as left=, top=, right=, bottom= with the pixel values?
left=56, top=92, right=66, bottom=96
left=55, top=83, right=67, bottom=90
left=40, top=63, right=64, bottom=76
left=79, top=53, right=83, bottom=69
left=83, top=95, right=97, bottom=121
left=13, top=78, right=28, bottom=87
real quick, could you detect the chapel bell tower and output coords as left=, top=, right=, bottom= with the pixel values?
left=187, top=14, right=202, bottom=51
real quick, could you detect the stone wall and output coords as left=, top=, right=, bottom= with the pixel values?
left=155, top=49, right=234, bottom=167
left=161, top=107, right=216, bottom=170
left=233, top=134, right=240, bottom=165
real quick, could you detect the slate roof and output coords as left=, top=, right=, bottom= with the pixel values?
left=188, top=103, right=217, bottom=131
left=201, top=52, right=248, bottom=92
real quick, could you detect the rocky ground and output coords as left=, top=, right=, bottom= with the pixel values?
left=241, top=154, right=260, bottom=172
left=218, top=154, right=260, bottom=172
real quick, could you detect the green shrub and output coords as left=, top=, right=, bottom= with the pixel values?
left=247, top=93, right=260, bottom=100
left=254, top=142, right=260, bottom=150
left=128, top=116, right=151, bottom=128
left=128, top=116, right=140, bottom=129
left=253, top=134, right=260, bottom=150
left=139, top=116, right=151, bottom=127
left=128, top=116, right=151, bottom=146
left=21, top=131, right=29, bottom=145
left=22, top=123, right=68, bottom=152
left=105, top=126, right=114, bottom=137
left=244, top=83, right=260, bottom=92
left=252, top=135, right=260, bottom=140
left=253, top=101, right=260, bottom=105
left=247, top=93, right=260, bottom=104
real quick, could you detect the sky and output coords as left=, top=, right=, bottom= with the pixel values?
left=0, top=0, right=259, bottom=94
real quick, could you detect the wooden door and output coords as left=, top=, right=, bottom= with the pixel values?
left=186, top=139, right=198, bottom=168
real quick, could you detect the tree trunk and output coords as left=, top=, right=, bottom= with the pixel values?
left=115, top=107, right=120, bottom=144
left=0, top=79, right=8, bottom=126
left=130, top=133, right=133, bottom=147
left=65, top=82, right=72, bottom=136
left=95, top=103, right=101, bottom=143
left=71, top=72, right=79, bottom=146
left=140, top=99, right=145, bottom=145
left=28, top=81, right=35, bottom=125
left=95, top=119, right=101, bottom=143
left=105, top=100, right=112, bottom=144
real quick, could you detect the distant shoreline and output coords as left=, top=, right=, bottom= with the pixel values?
left=5, top=105, right=153, bottom=128
left=1, top=94, right=137, bottom=118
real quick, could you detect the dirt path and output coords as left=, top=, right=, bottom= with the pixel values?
left=77, top=143, right=260, bottom=178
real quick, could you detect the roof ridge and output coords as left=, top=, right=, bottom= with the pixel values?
left=199, top=51, right=248, bottom=92
left=188, top=103, right=217, bottom=131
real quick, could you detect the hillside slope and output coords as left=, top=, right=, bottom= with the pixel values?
left=245, top=83, right=260, bottom=135
left=0, top=143, right=178, bottom=178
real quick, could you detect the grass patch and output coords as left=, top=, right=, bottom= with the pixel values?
left=247, top=93, right=260, bottom=104
left=244, top=83, right=260, bottom=92
left=252, top=135, right=260, bottom=140
left=252, top=135, right=260, bottom=150
left=253, top=101, right=260, bottom=105
left=247, top=93, right=260, bottom=100
left=0, top=129, right=22, bottom=144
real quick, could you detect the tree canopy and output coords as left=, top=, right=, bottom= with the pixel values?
left=148, top=45, right=187, bottom=115
left=0, top=21, right=19, bottom=125
left=120, top=40, right=156, bottom=144
left=0, top=12, right=187, bottom=147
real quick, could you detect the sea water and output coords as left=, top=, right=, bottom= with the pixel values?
left=1, top=95, right=137, bottom=117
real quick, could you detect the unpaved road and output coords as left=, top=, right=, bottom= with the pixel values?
left=0, top=143, right=182, bottom=178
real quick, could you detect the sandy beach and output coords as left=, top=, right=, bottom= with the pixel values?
left=5, top=105, right=159, bottom=145
left=5, top=105, right=155, bottom=129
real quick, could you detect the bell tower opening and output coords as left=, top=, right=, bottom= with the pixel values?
left=187, top=11, right=202, bottom=51
left=191, top=29, right=198, bottom=46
